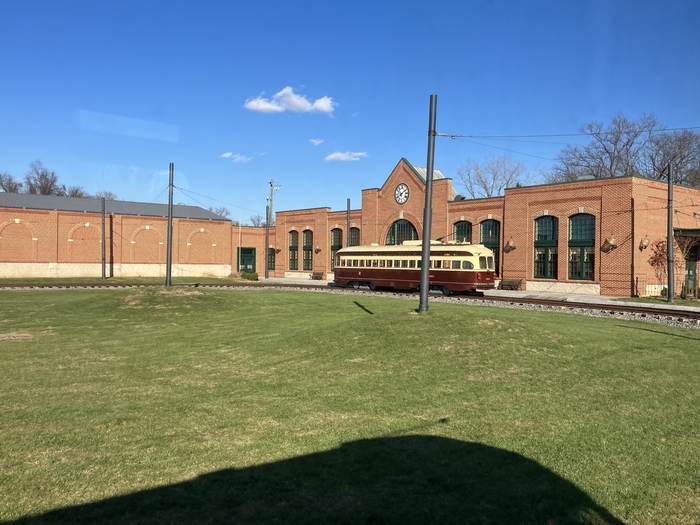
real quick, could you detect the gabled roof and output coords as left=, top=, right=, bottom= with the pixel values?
left=402, top=158, right=446, bottom=183
left=0, top=193, right=226, bottom=221
left=401, top=158, right=458, bottom=200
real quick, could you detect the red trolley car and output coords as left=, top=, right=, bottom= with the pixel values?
left=333, top=240, right=496, bottom=295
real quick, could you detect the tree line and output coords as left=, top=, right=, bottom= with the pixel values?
left=0, top=160, right=117, bottom=200
left=457, top=113, right=700, bottom=199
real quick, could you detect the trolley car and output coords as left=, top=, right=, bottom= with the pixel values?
left=333, top=240, right=496, bottom=295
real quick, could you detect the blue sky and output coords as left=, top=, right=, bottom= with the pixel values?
left=1, top=0, right=699, bottom=222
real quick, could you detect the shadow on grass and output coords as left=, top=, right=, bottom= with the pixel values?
left=353, top=301, right=374, bottom=314
left=616, top=323, right=700, bottom=340
left=7, top=435, right=623, bottom=525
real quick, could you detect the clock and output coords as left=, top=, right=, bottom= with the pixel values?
left=394, top=183, right=409, bottom=204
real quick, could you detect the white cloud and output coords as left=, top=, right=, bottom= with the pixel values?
left=325, top=151, right=367, bottom=162
left=309, top=138, right=324, bottom=146
left=221, top=152, right=233, bottom=158
left=231, top=154, right=252, bottom=163
left=244, top=86, right=336, bottom=115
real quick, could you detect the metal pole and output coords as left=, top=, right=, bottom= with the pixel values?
left=346, top=198, right=350, bottom=246
left=418, top=94, right=437, bottom=313
left=165, top=163, right=174, bottom=287
left=265, top=204, right=270, bottom=279
left=667, top=163, right=674, bottom=302
left=101, top=197, right=106, bottom=280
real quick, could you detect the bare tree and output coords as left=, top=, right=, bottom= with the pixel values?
left=643, top=129, right=700, bottom=187
left=94, top=190, right=118, bottom=200
left=208, top=206, right=231, bottom=219
left=457, top=154, right=527, bottom=199
left=0, top=173, right=23, bottom=193
left=249, top=214, right=265, bottom=227
left=67, top=186, right=89, bottom=198
left=550, top=113, right=659, bottom=182
left=24, top=160, right=66, bottom=196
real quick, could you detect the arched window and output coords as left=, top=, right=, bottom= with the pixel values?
left=302, top=230, right=313, bottom=271
left=534, top=216, right=558, bottom=279
left=568, top=214, right=595, bottom=280
left=480, top=219, right=500, bottom=275
left=289, top=231, right=298, bottom=271
left=330, top=228, right=343, bottom=270
left=453, top=221, right=472, bottom=243
left=386, top=219, right=418, bottom=245
left=348, top=227, right=360, bottom=247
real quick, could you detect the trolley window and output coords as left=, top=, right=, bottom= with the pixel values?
left=487, top=256, right=494, bottom=269
left=372, top=260, right=378, bottom=267
left=401, top=260, right=408, bottom=268
left=394, top=260, right=401, bottom=267
left=479, top=256, right=487, bottom=269
left=379, top=260, right=385, bottom=267
left=409, top=260, right=416, bottom=268
left=451, top=261, right=460, bottom=269
left=359, top=260, right=365, bottom=267
left=462, top=260, right=474, bottom=269
left=352, top=259, right=358, bottom=267
left=386, top=260, right=393, bottom=268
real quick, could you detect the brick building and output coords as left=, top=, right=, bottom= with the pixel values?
left=1, top=158, right=699, bottom=296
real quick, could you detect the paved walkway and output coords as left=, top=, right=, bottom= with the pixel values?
left=258, top=277, right=700, bottom=313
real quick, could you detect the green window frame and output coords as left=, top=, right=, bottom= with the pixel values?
left=568, top=214, right=595, bottom=280
left=348, top=227, right=360, bottom=247
left=330, top=228, right=343, bottom=270
left=453, top=221, right=472, bottom=243
left=534, top=216, right=558, bottom=279
left=267, top=247, right=275, bottom=271
left=288, top=231, right=298, bottom=271
left=302, top=230, right=313, bottom=271
left=480, top=219, right=500, bottom=275
left=386, top=219, right=418, bottom=246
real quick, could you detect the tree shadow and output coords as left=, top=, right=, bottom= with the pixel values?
left=7, top=435, right=624, bottom=525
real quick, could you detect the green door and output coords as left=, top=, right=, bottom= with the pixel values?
left=686, top=260, right=697, bottom=293
left=238, top=248, right=256, bottom=273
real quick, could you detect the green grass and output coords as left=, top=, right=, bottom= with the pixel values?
left=0, top=276, right=253, bottom=286
left=1, top=288, right=699, bottom=524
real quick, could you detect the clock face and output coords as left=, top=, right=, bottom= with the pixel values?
left=395, top=183, right=409, bottom=204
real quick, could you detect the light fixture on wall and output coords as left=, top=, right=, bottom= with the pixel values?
left=275, top=245, right=281, bottom=253
left=503, top=237, right=516, bottom=253
left=639, top=235, right=649, bottom=251
left=601, top=235, right=618, bottom=253
left=315, top=244, right=321, bottom=254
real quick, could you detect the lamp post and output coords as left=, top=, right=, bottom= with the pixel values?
left=265, top=180, right=280, bottom=279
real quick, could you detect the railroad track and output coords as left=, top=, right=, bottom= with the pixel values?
left=2, top=281, right=700, bottom=324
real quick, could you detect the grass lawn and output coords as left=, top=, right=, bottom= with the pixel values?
left=0, top=288, right=699, bottom=524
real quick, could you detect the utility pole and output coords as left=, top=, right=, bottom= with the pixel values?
left=165, top=163, right=174, bottom=287
left=667, top=163, right=674, bottom=303
left=265, top=180, right=280, bottom=279
left=101, top=197, right=106, bottom=280
left=418, top=94, right=437, bottom=313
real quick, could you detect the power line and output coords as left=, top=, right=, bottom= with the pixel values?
left=174, top=186, right=263, bottom=216
left=437, top=125, right=700, bottom=141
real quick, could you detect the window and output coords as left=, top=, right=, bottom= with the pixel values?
left=303, top=230, right=313, bottom=271
left=451, top=261, right=460, bottom=269
left=348, top=227, right=360, bottom=247
left=289, top=231, right=298, bottom=270
left=479, top=256, right=487, bottom=269
left=568, top=214, right=595, bottom=280
left=453, top=221, right=472, bottom=243
left=401, top=260, right=408, bottom=268
left=480, top=219, right=500, bottom=275
left=267, top=247, right=275, bottom=271
left=330, top=228, right=343, bottom=270
left=534, top=216, right=558, bottom=279
left=462, top=260, right=474, bottom=269
left=409, top=260, right=416, bottom=268
left=386, top=219, right=418, bottom=245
